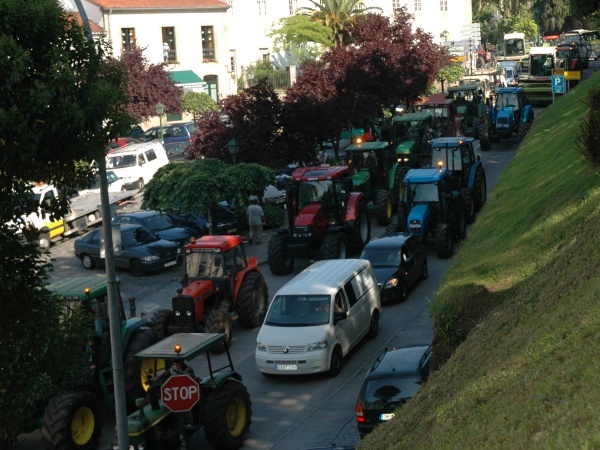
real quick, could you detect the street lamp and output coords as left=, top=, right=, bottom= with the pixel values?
left=228, top=138, right=240, bottom=164
left=247, top=68, right=255, bottom=87
left=155, top=102, right=165, bottom=142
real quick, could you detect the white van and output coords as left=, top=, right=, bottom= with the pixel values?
left=106, top=141, right=169, bottom=190
left=255, top=259, right=382, bottom=376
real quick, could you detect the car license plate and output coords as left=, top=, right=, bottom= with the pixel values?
left=164, top=261, right=177, bottom=268
left=275, top=364, right=297, bottom=371
left=380, top=413, right=394, bottom=421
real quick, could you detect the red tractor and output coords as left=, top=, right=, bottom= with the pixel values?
left=421, top=93, right=465, bottom=137
left=152, top=235, right=268, bottom=351
left=267, top=165, right=371, bottom=275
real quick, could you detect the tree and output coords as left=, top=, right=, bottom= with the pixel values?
left=269, top=14, right=333, bottom=64
left=437, top=63, right=467, bottom=93
left=533, top=0, right=570, bottom=34
left=119, top=45, right=182, bottom=122
left=0, top=0, right=131, bottom=443
left=181, top=91, right=217, bottom=122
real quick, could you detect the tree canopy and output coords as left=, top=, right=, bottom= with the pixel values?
left=269, top=14, right=333, bottom=64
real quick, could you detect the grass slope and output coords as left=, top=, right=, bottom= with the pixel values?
left=359, top=72, right=600, bottom=449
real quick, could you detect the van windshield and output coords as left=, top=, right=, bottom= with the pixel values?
left=107, top=154, right=137, bottom=169
left=265, top=295, right=331, bottom=326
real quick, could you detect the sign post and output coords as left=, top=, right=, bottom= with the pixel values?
left=551, top=74, right=565, bottom=103
left=161, top=375, right=200, bottom=449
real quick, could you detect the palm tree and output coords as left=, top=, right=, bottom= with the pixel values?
left=298, top=0, right=382, bottom=47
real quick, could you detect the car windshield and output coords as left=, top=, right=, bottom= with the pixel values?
left=107, top=154, right=136, bottom=169
left=264, top=295, right=332, bottom=326
left=141, top=215, right=175, bottom=231
left=360, top=248, right=401, bottom=267
left=122, top=227, right=159, bottom=246
left=363, top=376, right=422, bottom=407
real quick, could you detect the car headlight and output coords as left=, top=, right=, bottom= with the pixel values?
left=142, top=255, right=160, bottom=262
left=256, top=341, right=267, bottom=352
left=176, top=247, right=182, bottom=254
left=307, top=340, right=328, bottom=352
left=383, top=278, right=399, bottom=289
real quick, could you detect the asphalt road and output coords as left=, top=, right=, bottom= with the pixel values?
left=17, top=138, right=518, bottom=450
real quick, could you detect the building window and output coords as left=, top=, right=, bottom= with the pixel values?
left=288, top=0, right=297, bottom=15
left=229, top=49, right=236, bottom=73
left=440, top=0, right=447, bottom=11
left=121, top=28, right=135, bottom=51
left=162, top=27, right=176, bottom=62
left=202, top=26, right=215, bottom=61
left=260, top=48, right=270, bottom=62
left=414, top=0, right=421, bottom=11
left=257, top=0, right=267, bottom=16
left=392, top=0, right=402, bottom=13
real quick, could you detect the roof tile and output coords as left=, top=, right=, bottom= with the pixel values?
left=88, top=0, right=229, bottom=8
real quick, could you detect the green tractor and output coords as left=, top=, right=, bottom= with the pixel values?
left=345, top=141, right=403, bottom=226
left=17, top=276, right=163, bottom=450
left=447, top=82, right=490, bottom=140
left=391, top=111, right=435, bottom=171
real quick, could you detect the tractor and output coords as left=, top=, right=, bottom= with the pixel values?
left=345, top=141, right=403, bottom=226
left=14, top=276, right=162, bottom=450
left=483, top=86, right=534, bottom=149
left=119, top=332, right=252, bottom=450
left=390, top=111, right=435, bottom=170
left=152, top=235, right=269, bottom=352
left=421, top=93, right=465, bottom=138
left=395, top=167, right=466, bottom=259
left=429, top=137, right=487, bottom=224
left=447, top=82, right=490, bottom=141
left=267, top=165, right=371, bottom=275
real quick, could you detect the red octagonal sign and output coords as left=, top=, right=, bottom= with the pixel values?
left=161, top=375, right=200, bottom=412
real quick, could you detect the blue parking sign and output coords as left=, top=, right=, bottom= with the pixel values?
left=552, top=75, right=565, bottom=94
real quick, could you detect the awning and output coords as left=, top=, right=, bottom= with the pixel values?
left=169, top=70, right=204, bottom=84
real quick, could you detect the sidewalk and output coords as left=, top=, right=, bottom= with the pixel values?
left=242, top=227, right=275, bottom=266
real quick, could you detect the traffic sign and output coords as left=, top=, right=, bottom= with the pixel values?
left=161, top=375, right=200, bottom=412
left=551, top=75, right=565, bottom=94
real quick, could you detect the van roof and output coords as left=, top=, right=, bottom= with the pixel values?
left=275, top=259, right=371, bottom=296
left=107, top=141, right=164, bottom=155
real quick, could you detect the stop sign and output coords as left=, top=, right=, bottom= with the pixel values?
left=161, top=375, right=200, bottom=412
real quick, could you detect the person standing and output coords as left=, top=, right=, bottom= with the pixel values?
left=246, top=198, right=265, bottom=244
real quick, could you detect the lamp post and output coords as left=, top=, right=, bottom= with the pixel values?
left=228, top=138, right=240, bottom=164
left=247, top=68, right=255, bottom=87
left=155, top=102, right=165, bottom=142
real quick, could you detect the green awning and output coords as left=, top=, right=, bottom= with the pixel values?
left=169, top=70, right=204, bottom=84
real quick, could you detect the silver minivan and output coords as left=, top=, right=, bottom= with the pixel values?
left=255, top=259, right=382, bottom=376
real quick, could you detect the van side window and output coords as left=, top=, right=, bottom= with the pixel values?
left=335, top=290, right=348, bottom=312
left=145, top=149, right=157, bottom=162
left=344, top=280, right=358, bottom=307
left=350, top=267, right=376, bottom=302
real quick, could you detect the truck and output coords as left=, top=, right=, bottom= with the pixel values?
left=267, top=165, right=371, bottom=275
left=23, top=182, right=134, bottom=249
left=518, top=46, right=557, bottom=105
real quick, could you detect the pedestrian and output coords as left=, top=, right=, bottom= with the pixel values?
left=246, top=198, right=265, bottom=244
left=163, top=42, right=170, bottom=62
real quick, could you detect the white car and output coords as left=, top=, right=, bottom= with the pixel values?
left=250, top=184, right=286, bottom=205
left=78, top=171, right=127, bottom=195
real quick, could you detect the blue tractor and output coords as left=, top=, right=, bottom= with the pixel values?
left=480, top=86, right=534, bottom=150
left=396, top=167, right=466, bottom=259
left=429, top=137, right=487, bottom=224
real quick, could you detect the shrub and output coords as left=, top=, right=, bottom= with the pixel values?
left=575, top=86, right=600, bottom=169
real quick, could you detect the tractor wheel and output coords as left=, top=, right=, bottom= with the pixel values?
left=41, top=390, right=102, bottom=450
left=479, top=124, right=491, bottom=150
left=150, top=309, right=174, bottom=341
left=397, top=202, right=408, bottom=233
left=461, top=188, right=475, bottom=224
left=130, top=259, right=145, bottom=277
left=267, top=233, right=293, bottom=275
left=474, top=170, right=487, bottom=212
left=235, top=272, right=269, bottom=328
left=203, top=380, right=252, bottom=450
left=350, top=199, right=371, bottom=252
left=205, top=305, right=233, bottom=353
left=80, top=253, right=95, bottom=270
left=473, top=118, right=481, bottom=139
left=328, top=346, right=344, bottom=377
left=322, top=233, right=348, bottom=260
left=518, top=122, right=531, bottom=143
left=123, top=327, right=160, bottom=412
left=375, top=190, right=392, bottom=226
left=435, top=223, right=453, bottom=259
left=367, top=310, right=379, bottom=338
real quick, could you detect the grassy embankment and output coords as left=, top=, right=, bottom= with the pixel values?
left=360, top=71, right=600, bottom=449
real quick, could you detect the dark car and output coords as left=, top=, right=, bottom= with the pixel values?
left=74, top=224, right=181, bottom=276
left=359, top=233, right=427, bottom=303
left=164, top=141, right=192, bottom=162
left=167, top=204, right=238, bottom=236
left=141, top=121, right=198, bottom=145
left=112, top=210, right=198, bottom=246
left=355, top=345, right=432, bottom=437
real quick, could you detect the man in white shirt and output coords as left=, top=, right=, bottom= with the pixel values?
left=246, top=198, right=265, bottom=244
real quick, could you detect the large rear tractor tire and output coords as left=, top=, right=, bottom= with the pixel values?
left=235, top=272, right=269, bottom=328
left=479, top=124, right=491, bottom=151
left=151, top=309, right=174, bottom=340
left=375, top=191, right=392, bottom=226
left=472, top=118, right=481, bottom=139
left=203, top=380, right=252, bottom=450
left=461, top=188, right=475, bottom=224
left=267, top=233, right=294, bottom=276
left=124, top=327, right=160, bottom=412
left=41, top=390, right=103, bottom=450
left=518, top=122, right=531, bottom=143
left=474, top=170, right=487, bottom=212
left=350, top=199, right=371, bottom=253
left=435, top=223, right=453, bottom=259
left=322, top=233, right=348, bottom=260
left=205, top=305, right=233, bottom=353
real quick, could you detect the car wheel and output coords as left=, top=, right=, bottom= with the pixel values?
left=328, top=347, right=343, bottom=377
left=81, top=254, right=95, bottom=270
left=137, top=178, right=144, bottom=190
left=39, top=233, right=51, bottom=250
left=130, top=259, right=145, bottom=277
left=367, top=311, right=379, bottom=339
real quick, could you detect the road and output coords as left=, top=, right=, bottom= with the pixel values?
left=17, top=138, right=518, bottom=450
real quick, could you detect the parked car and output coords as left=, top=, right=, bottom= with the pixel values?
left=167, top=203, right=238, bottom=236
left=141, top=121, right=198, bottom=145
left=250, top=184, right=286, bottom=206
left=164, top=141, right=192, bottom=162
left=106, top=141, right=170, bottom=190
left=74, top=224, right=181, bottom=276
left=77, top=170, right=127, bottom=196
left=355, top=345, right=432, bottom=437
left=112, top=210, right=198, bottom=246
left=108, top=137, right=141, bottom=151
left=359, top=233, right=427, bottom=303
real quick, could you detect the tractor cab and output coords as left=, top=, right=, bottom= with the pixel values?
left=391, top=111, right=434, bottom=170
